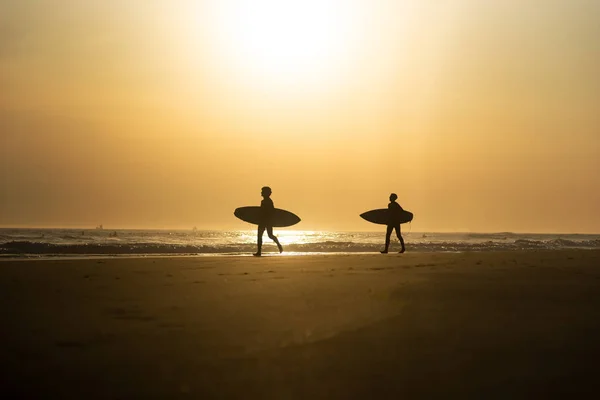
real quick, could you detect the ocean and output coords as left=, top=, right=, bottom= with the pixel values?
left=1, top=228, right=599, bottom=258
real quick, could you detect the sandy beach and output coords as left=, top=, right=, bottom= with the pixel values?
left=3, top=250, right=600, bottom=398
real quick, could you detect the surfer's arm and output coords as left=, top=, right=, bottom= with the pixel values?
left=389, top=202, right=403, bottom=211
left=264, top=199, right=274, bottom=210
left=260, top=199, right=274, bottom=220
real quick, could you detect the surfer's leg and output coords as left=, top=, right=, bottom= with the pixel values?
left=255, top=225, right=265, bottom=256
left=267, top=226, right=283, bottom=253
left=395, top=225, right=405, bottom=253
left=381, top=225, right=393, bottom=253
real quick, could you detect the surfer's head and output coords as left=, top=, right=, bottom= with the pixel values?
left=389, top=193, right=398, bottom=202
left=261, top=186, right=272, bottom=197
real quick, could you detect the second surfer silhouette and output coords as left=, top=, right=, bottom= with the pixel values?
left=381, top=193, right=406, bottom=254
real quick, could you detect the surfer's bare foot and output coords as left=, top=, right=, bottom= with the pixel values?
left=380, top=250, right=388, bottom=254
left=277, top=244, right=283, bottom=253
left=253, top=252, right=261, bottom=257
left=399, top=248, right=406, bottom=254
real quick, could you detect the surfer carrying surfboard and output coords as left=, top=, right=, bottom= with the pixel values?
left=254, top=186, right=283, bottom=257
left=381, top=193, right=406, bottom=254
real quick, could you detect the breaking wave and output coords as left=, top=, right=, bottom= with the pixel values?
left=2, top=237, right=599, bottom=257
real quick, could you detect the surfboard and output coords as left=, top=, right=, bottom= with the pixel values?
left=360, top=209, right=414, bottom=225
left=234, top=206, right=301, bottom=227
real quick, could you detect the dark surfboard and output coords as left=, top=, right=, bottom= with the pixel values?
left=360, top=209, right=414, bottom=225
left=234, top=206, right=301, bottom=227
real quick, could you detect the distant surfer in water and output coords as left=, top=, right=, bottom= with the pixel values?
left=381, top=193, right=406, bottom=254
left=254, top=186, right=283, bottom=256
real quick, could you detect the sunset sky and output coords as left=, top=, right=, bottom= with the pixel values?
left=1, top=0, right=599, bottom=232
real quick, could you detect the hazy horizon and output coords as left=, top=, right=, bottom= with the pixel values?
left=1, top=224, right=599, bottom=236
left=2, top=1, right=599, bottom=233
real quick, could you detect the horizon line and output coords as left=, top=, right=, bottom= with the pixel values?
left=0, top=226, right=599, bottom=235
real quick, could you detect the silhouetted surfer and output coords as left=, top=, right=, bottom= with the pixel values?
left=381, top=193, right=406, bottom=254
left=254, top=186, right=283, bottom=256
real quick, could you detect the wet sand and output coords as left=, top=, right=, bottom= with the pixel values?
left=2, top=250, right=600, bottom=398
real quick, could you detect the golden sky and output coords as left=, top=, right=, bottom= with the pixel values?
left=1, top=0, right=599, bottom=232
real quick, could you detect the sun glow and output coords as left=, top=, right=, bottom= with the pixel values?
left=205, top=0, right=363, bottom=90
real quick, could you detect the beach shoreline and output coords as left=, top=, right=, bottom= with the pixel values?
left=3, top=250, right=600, bottom=398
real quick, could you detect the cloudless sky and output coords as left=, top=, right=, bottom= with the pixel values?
left=1, top=0, right=599, bottom=232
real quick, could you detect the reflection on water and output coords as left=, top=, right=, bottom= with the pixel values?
left=1, top=228, right=600, bottom=256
